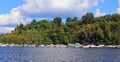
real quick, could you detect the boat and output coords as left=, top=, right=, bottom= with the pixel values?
left=116, top=45, right=120, bottom=48
left=40, top=44, right=45, bottom=47
left=105, top=45, right=116, bottom=48
left=50, top=44, right=55, bottom=48
left=68, top=44, right=74, bottom=48
left=60, top=44, right=67, bottom=48
left=96, top=45, right=105, bottom=48
left=74, top=43, right=82, bottom=48
left=82, top=45, right=90, bottom=48
left=89, top=45, right=96, bottom=48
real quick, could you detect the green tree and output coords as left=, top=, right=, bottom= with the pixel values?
left=82, top=12, right=94, bottom=24
left=53, top=17, right=62, bottom=26
left=66, top=17, right=72, bottom=23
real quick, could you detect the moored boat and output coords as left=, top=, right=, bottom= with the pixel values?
left=82, top=45, right=90, bottom=48
left=116, top=45, right=120, bottom=48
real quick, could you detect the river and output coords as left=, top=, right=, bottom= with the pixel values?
left=0, top=47, right=120, bottom=62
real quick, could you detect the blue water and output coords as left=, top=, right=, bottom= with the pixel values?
left=0, top=47, right=120, bottom=62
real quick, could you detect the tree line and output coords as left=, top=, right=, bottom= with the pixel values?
left=0, top=12, right=120, bottom=45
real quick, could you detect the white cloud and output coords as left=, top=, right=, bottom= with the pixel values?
left=0, top=9, right=31, bottom=26
left=117, top=0, right=120, bottom=14
left=0, top=0, right=104, bottom=33
left=117, top=8, right=120, bottom=14
left=95, top=9, right=106, bottom=17
left=0, top=27, right=15, bottom=33
left=0, top=6, right=31, bottom=33
left=19, top=0, right=101, bottom=17
left=119, top=0, right=120, bottom=5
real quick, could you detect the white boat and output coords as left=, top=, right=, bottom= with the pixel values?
left=89, top=45, right=96, bottom=48
left=50, top=44, right=55, bottom=48
left=60, top=44, right=67, bottom=48
left=40, top=44, right=44, bottom=47
left=82, top=45, right=90, bottom=48
left=68, top=44, right=74, bottom=47
left=23, top=44, right=28, bottom=47
left=27, top=44, right=36, bottom=47
left=46, top=45, right=50, bottom=47
left=97, top=45, right=105, bottom=48
left=9, top=44, right=15, bottom=47
left=55, top=44, right=61, bottom=48
left=74, top=43, right=82, bottom=48
left=1, top=44, right=7, bottom=47
left=105, top=45, right=116, bottom=48
left=116, top=45, right=120, bottom=48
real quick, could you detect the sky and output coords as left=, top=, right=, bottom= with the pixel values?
left=0, top=0, right=119, bottom=33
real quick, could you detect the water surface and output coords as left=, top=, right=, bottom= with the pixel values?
left=0, top=47, right=120, bottom=62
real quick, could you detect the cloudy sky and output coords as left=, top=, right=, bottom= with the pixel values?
left=0, top=0, right=119, bottom=33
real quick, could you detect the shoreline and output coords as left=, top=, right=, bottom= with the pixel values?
left=0, top=43, right=120, bottom=48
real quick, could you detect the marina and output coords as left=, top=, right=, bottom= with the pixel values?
left=0, top=43, right=120, bottom=48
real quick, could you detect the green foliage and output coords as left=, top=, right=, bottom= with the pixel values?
left=111, top=14, right=120, bottom=22
left=0, top=12, right=120, bottom=45
left=53, top=17, right=62, bottom=25
left=82, top=12, right=94, bottom=24
left=66, top=17, right=72, bottom=23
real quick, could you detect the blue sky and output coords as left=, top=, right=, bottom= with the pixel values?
left=0, top=0, right=119, bottom=33
left=89, top=0, right=118, bottom=14
left=0, top=0, right=24, bottom=14
left=0, top=0, right=118, bottom=17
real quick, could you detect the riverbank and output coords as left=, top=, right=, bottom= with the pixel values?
left=0, top=43, right=120, bottom=48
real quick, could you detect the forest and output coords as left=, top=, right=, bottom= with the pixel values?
left=0, top=12, right=120, bottom=45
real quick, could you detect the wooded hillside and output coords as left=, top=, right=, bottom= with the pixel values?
left=0, top=12, right=120, bottom=45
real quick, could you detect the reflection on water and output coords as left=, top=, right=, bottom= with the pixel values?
left=0, top=47, right=120, bottom=62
